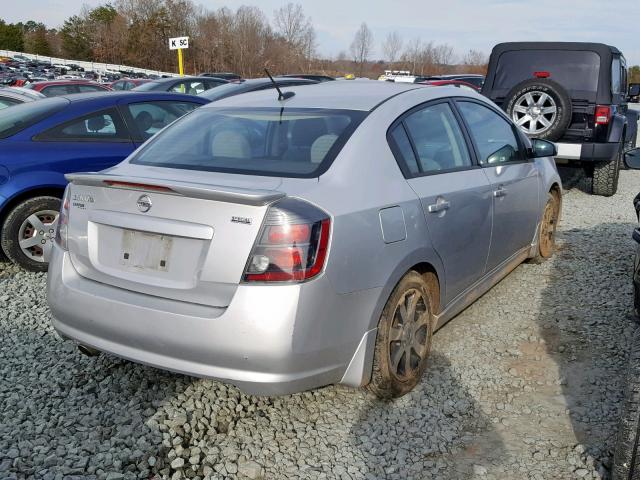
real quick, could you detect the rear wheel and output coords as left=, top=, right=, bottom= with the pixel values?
left=367, top=271, right=437, bottom=399
left=529, top=191, right=560, bottom=264
left=612, top=329, right=640, bottom=480
left=592, top=147, right=621, bottom=197
left=1, top=196, right=61, bottom=272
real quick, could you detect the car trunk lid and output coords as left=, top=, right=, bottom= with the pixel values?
left=65, top=172, right=283, bottom=307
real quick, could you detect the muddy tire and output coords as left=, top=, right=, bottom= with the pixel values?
left=0, top=196, right=61, bottom=272
left=592, top=148, right=621, bottom=197
left=612, top=329, right=640, bottom=480
left=529, top=191, right=561, bottom=264
left=367, top=271, right=438, bottom=399
left=505, top=78, right=572, bottom=141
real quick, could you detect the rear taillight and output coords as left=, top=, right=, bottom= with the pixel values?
left=534, top=71, right=550, bottom=78
left=595, top=105, right=611, bottom=125
left=243, top=198, right=331, bottom=283
left=55, top=186, right=71, bottom=250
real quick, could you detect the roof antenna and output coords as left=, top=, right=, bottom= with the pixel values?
left=264, top=69, right=295, bottom=101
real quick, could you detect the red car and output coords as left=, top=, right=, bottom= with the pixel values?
left=24, top=80, right=111, bottom=97
left=417, top=79, right=481, bottom=92
left=110, top=78, right=152, bottom=91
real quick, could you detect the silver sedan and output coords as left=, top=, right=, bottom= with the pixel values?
left=47, top=81, right=562, bottom=398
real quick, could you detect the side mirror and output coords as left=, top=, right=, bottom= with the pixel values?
left=530, top=138, right=557, bottom=158
left=625, top=148, right=640, bottom=169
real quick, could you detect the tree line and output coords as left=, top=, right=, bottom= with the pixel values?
left=7, top=1, right=635, bottom=82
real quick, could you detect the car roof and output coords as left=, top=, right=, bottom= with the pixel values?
left=490, top=42, right=622, bottom=57
left=51, top=91, right=210, bottom=104
left=208, top=80, right=420, bottom=111
left=30, top=80, right=101, bottom=86
left=148, top=76, right=228, bottom=84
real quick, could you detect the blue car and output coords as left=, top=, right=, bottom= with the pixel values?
left=0, top=91, right=209, bottom=271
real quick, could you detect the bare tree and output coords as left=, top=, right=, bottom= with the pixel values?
left=273, top=3, right=308, bottom=48
left=350, top=22, right=373, bottom=76
left=433, top=43, right=454, bottom=70
left=382, top=31, right=402, bottom=65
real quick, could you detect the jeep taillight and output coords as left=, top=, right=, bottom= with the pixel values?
left=595, top=105, right=611, bottom=125
left=55, top=185, right=71, bottom=250
left=243, top=198, right=331, bottom=283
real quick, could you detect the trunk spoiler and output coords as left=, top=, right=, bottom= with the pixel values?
left=65, top=173, right=285, bottom=207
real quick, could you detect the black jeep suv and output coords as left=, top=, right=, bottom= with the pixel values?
left=482, top=42, right=638, bottom=196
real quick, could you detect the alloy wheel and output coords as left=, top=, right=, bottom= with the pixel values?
left=18, top=210, right=59, bottom=263
left=388, top=288, right=430, bottom=381
left=539, top=196, right=558, bottom=258
left=512, top=91, right=558, bottom=135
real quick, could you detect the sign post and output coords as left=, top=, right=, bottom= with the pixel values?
left=168, top=36, right=189, bottom=77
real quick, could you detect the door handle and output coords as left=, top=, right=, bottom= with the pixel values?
left=427, top=199, right=451, bottom=213
left=493, top=186, right=507, bottom=198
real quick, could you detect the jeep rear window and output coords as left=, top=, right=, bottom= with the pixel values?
left=494, top=50, right=600, bottom=93
left=0, top=97, right=68, bottom=139
left=130, top=107, right=366, bottom=178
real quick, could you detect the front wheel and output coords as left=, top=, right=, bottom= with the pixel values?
left=367, top=271, right=437, bottom=399
left=612, top=329, right=640, bottom=480
left=0, top=196, right=61, bottom=272
left=529, top=191, right=561, bottom=264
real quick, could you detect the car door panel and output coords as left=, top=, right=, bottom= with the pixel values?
left=456, top=100, right=540, bottom=272
left=482, top=163, right=539, bottom=270
left=408, top=170, right=493, bottom=304
left=388, top=101, right=493, bottom=305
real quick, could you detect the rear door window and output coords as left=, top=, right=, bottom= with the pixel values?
left=37, top=108, right=130, bottom=142
left=402, top=102, right=472, bottom=173
left=41, top=85, right=75, bottom=97
left=125, top=101, right=201, bottom=141
left=77, top=84, right=106, bottom=93
left=130, top=108, right=365, bottom=177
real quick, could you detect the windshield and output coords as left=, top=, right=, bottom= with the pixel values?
left=199, top=82, right=246, bottom=101
left=0, top=98, right=68, bottom=139
left=130, top=107, right=366, bottom=177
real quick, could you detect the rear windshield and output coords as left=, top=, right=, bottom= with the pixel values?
left=130, top=107, right=366, bottom=177
left=0, top=98, right=68, bottom=139
left=494, top=50, right=600, bottom=92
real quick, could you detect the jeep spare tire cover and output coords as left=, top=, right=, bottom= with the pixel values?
left=505, top=78, right=572, bottom=141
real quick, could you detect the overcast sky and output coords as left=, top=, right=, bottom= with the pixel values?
left=4, top=0, right=640, bottom=64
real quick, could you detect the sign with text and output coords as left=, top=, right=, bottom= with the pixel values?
left=169, top=36, right=189, bottom=50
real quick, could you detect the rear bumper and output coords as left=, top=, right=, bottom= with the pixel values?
left=47, top=245, right=381, bottom=396
left=555, top=142, right=620, bottom=163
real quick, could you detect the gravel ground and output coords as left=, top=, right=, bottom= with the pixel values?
left=1, top=170, right=640, bottom=480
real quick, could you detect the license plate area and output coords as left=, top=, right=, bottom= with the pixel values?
left=120, top=229, right=173, bottom=272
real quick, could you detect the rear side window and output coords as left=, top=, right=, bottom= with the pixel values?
left=612, top=58, right=621, bottom=94
left=457, top=101, right=522, bottom=165
left=0, top=98, right=68, bottom=138
left=77, top=84, right=105, bottom=93
left=37, top=108, right=129, bottom=142
left=494, top=50, right=600, bottom=93
left=41, top=85, right=75, bottom=97
left=389, top=125, right=420, bottom=176
left=130, top=107, right=365, bottom=177
left=170, top=81, right=207, bottom=95
left=126, top=101, right=200, bottom=141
